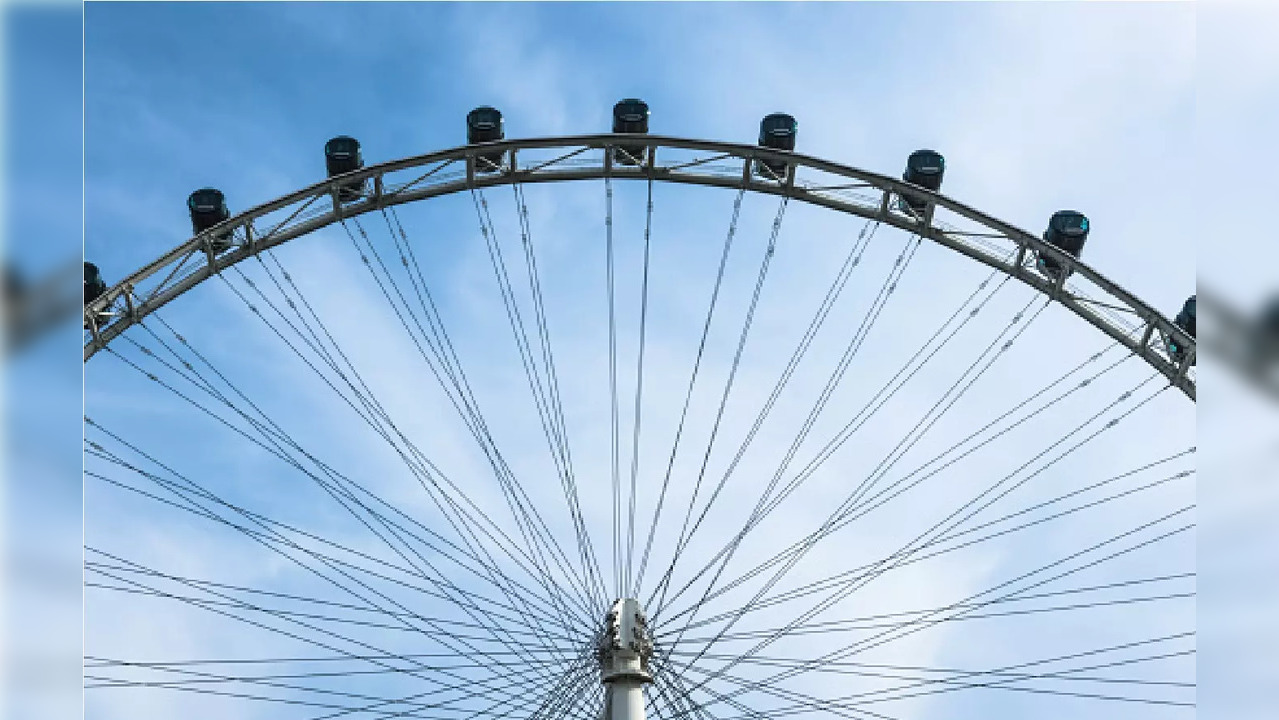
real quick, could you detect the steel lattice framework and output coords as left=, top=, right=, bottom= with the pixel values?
left=83, top=134, right=1195, bottom=400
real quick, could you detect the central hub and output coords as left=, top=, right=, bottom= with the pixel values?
left=597, top=598, right=654, bottom=685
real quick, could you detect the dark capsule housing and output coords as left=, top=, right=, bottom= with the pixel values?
left=755, top=112, right=798, bottom=179
left=901, top=149, right=945, bottom=212
left=1174, top=295, right=1197, bottom=338
left=467, top=106, right=505, bottom=172
left=325, top=135, right=366, bottom=201
left=1167, top=294, right=1196, bottom=364
left=1038, top=210, right=1090, bottom=280
left=84, top=261, right=107, bottom=306
left=188, top=188, right=233, bottom=253
left=612, top=98, right=650, bottom=166
left=83, top=260, right=110, bottom=329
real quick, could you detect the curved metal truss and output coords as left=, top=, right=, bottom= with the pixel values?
left=83, top=134, right=1195, bottom=400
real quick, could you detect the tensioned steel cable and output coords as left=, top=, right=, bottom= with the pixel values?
left=651, top=239, right=981, bottom=626
left=654, top=346, right=1150, bottom=628
left=631, top=217, right=881, bottom=604
left=662, top=379, right=1178, bottom=698
left=750, top=632, right=1197, bottom=709
left=657, top=335, right=1128, bottom=628
left=85, top=565, right=583, bottom=648
left=642, top=216, right=880, bottom=599
left=80, top=569, right=581, bottom=712
left=87, top=656, right=584, bottom=720
left=83, top=548, right=569, bottom=714
left=669, top=498, right=1193, bottom=715
left=382, top=196, right=585, bottom=616
left=669, top=371, right=1165, bottom=649
left=463, top=187, right=608, bottom=608
left=650, top=659, right=713, bottom=720
left=85, top=649, right=567, bottom=669
left=668, top=619, right=1193, bottom=719
left=675, top=295, right=1058, bottom=619
left=95, top=331, right=583, bottom=658
left=85, top=657, right=569, bottom=686
left=216, top=256, right=597, bottom=628
left=669, top=591, right=1193, bottom=648
left=501, top=186, right=609, bottom=609
left=631, top=182, right=748, bottom=608
left=84, top=375, right=546, bottom=661
left=247, top=246, right=595, bottom=638
left=676, top=639, right=1194, bottom=690
left=835, top=297, right=1060, bottom=516
left=86, top=646, right=575, bottom=720
left=625, top=174, right=656, bottom=599
left=462, top=189, right=605, bottom=608
left=84, top=425, right=583, bottom=676
left=83, top=450, right=569, bottom=653
left=138, top=309, right=575, bottom=641
left=527, top=652, right=597, bottom=720
left=341, top=212, right=597, bottom=623
left=647, top=194, right=793, bottom=616
left=656, top=662, right=895, bottom=720
left=81, top=510, right=581, bottom=690
left=298, top=646, right=597, bottom=720
left=649, top=230, right=931, bottom=623
left=666, top=457, right=1193, bottom=632
left=661, top=194, right=793, bottom=585
left=655, top=287, right=1059, bottom=632
left=666, top=644, right=1193, bottom=718
left=86, top=546, right=571, bottom=641
left=667, top=568, right=1194, bottom=643
left=366, top=204, right=607, bottom=625
left=798, top=419, right=1186, bottom=675
left=201, top=266, right=553, bottom=620
left=657, top=664, right=751, bottom=720
left=127, top=315, right=581, bottom=646
left=81, top=679, right=533, bottom=720
left=83, top=455, right=583, bottom=671
left=605, top=169, right=623, bottom=600
left=91, top=332, right=598, bottom=720
left=460, top=193, right=609, bottom=613
left=656, top=237, right=979, bottom=666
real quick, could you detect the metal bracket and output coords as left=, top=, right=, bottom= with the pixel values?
left=1051, top=259, right=1069, bottom=300
left=1140, top=321, right=1156, bottom=356
left=122, top=285, right=136, bottom=321
left=330, top=186, right=344, bottom=219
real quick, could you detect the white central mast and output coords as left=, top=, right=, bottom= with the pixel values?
left=598, top=598, right=654, bottom=720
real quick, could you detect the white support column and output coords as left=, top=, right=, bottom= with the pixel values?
left=598, top=598, right=654, bottom=720
left=607, top=680, right=647, bottom=720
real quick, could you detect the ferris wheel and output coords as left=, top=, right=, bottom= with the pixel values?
left=83, top=99, right=1197, bottom=720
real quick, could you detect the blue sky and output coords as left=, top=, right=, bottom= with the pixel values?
left=81, top=3, right=1201, bottom=720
